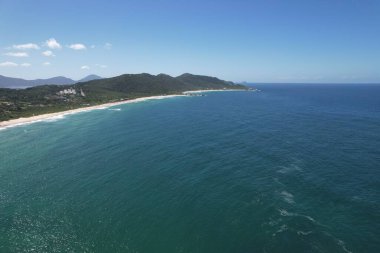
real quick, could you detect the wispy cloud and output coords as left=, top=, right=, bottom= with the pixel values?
left=90, top=45, right=96, bottom=49
left=4, top=52, right=29, bottom=57
left=69, top=44, right=86, bottom=50
left=20, top=63, right=31, bottom=67
left=95, top=64, right=107, bottom=68
left=42, top=50, right=55, bottom=57
left=0, top=61, right=18, bottom=67
left=12, top=43, right=40, bottom=50
left=81, top=65, right=90, bottom=69
left=43, top=62, right=51, bottom=66
left=104, top=43, right=112, bottom=50
left=45, top=38, right=62, bottom=49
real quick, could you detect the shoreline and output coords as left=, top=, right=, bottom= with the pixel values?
left=0, top=94, right=185, bottom=130
left=182, top=89, right=240, bottom=94
left=0, top=89, right=243, bottom=130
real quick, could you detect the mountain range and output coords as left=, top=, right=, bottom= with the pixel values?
left=0, top=74, right=102, bottom=88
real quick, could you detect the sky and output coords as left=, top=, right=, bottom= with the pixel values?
left=0, top=0, right=379, bottom=83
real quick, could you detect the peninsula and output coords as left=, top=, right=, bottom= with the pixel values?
left=0, top=73, right=247, bottom=123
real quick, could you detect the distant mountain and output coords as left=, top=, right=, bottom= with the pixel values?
left=77, top=74, right=102, bottom=83
left=0, top=75, right=29, bottom=88
left=30, top=76, right=75, bottom=86
left=0, top=75, right=75, bottom=88
left=0, top=75, right=103, bottom=88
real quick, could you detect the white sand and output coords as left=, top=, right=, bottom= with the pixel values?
left=183, top=89, right=241, bottom=94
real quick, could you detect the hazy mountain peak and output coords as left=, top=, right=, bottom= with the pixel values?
left=78, top=74, right=102, bottom=82
left=0, top=75, right=75, bottom=88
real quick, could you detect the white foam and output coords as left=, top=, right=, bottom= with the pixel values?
left=280, top=191, right=295, bottom=204
left=0, top=116, right=65, bottom=130
left=42, top=115, right=66, bottom=122
left=297, top=230, right=313, bottom=236
left=278, top=209, right=292, bottom=217
left=277, top=164, right=302, bottom=174
left=267, top=218, right=282, bottom=227
left=183, top=89, right=244, bottom=94
left=337, top=239, right=353, bottom=253
left=272, top=224, right=288, bottom=236
left=278, top=209, right=316, bottom=222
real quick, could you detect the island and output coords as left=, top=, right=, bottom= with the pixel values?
left=0, top=73, right=247, bottom=123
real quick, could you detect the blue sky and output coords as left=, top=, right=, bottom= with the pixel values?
left=0, top=0, right=379, bottom=83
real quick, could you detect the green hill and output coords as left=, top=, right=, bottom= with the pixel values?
left=78, top=73, right=243, bottom=98
left=0, top=73, right=247, bottom=121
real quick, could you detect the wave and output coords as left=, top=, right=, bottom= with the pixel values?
left=323, top=231, right=353, bottom=253
left=272, top=224, right=288, bottom=236
left=278, top=209, right=316, bottom=222
left=280, top=191, right=295, bottom=204
left=277, top=210, right=353, bottom=252
left=42, top=115, right=66, bottom=122
left=336, top=239, right=353, bottom=253
left=297, top=230, right=313, bottom=236
left=277, top=164, right=302, bottom=174
left=273, top=227, right=313, bottom=237
left=0, top=115, right=67, bottom=131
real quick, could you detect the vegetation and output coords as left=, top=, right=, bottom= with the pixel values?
left=0, top=73, right=246, bottom=121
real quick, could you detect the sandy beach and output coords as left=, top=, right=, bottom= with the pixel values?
left=0, top=94, right=186, bottom=130
left=183, top=89, right=242, bottom=94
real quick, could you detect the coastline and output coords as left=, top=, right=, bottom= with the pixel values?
left=0, top=89, right=243, bottom=130
left=0, top=94, right=185, bottom=130
left=183, top=89, right=236, bottom=94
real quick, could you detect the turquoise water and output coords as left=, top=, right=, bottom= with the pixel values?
left=0, top=85, right=379, bottom=252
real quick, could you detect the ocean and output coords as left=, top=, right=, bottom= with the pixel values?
left=0, top=84, right=379, bottom=252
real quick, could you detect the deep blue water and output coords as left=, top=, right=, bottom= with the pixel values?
left=0, top=84, right=379, bottom=252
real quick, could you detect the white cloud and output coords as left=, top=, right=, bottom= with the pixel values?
left=69, top=44, right=86, bottom=50
left=12, top=43, right=40, bottom=50
left=43, top=62, right=51, bottom=66
left=5, top=52, right=29, bottom=57
left=45, top=38, right=62, bottom=49
left=95, top=64, right=107, bottom=68
left=42, top=50, right=55, bottom=57
left=0, top=61, right=18, bottom=67
left=21, top=63, right=31, bottom=67
left=90, top=45, right=96, bottom=49
left=104, top=42, right=112, bottom=50
left=81, top=65, right=90, bottom=69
